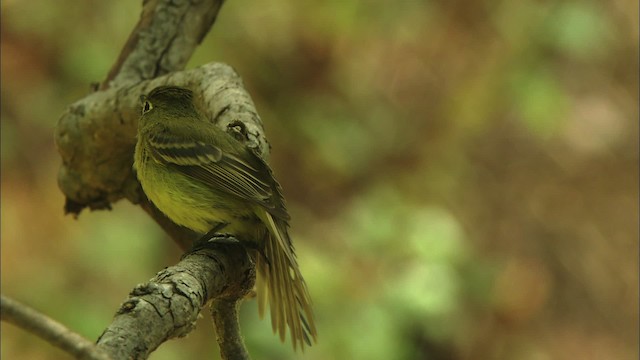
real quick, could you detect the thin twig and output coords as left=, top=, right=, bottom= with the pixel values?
left=0, top=294, right=112, bottom=360
left=211, top=299, right=250, bottom=360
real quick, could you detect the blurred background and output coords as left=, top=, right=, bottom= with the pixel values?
left=2, top=0, right=638, bottom=359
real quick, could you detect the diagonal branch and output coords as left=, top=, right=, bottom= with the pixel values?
left=102, top=0, right=224, bottom=89
left=0, top=295, right=112, bottom=360
left=96, top=240, right=255, bottom=360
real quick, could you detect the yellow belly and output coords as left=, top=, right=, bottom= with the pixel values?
left=135, top=149, right=256, bottom=235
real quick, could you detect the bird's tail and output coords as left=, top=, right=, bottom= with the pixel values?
left=254, top=210, right=317, bottom=351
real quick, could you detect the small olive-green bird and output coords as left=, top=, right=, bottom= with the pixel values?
left=133, top=85, right=317, bottom=350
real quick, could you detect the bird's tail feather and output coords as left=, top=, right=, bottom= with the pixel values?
left=255, top=210, right=317, bottom=351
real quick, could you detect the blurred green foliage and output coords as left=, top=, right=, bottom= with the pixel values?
left=1, top=0, right=638, bottom=359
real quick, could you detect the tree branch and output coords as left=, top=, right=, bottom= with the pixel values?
left=55, top=63, right=270, bottom=250
left=103, top=0, right=224, bottom=89
left=0, top=295, right=112, bottom=360
left=50, top=0, right=272, bottom=357
left=96, top=240, right=255, bottom=360
left=56, top=0, right=228, bottom=250
left=211, top=300, right=250, bottom=360
left=55, top=0, right=242, bottom=250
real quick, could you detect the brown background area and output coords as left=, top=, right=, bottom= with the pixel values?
left=2, top=0, right=638, bottom=359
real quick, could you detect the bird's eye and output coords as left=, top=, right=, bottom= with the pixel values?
left=142, top=100, right=153, bottom=114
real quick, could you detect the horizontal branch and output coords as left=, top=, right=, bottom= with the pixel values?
left=97, top=239, right=255, bottom=360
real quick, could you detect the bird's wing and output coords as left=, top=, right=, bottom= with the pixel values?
left=146, top=129, right=290, bottom=220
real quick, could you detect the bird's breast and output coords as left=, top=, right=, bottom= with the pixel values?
left=137, top=158, right=257, bottom=235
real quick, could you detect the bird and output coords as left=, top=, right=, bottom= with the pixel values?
left=133, top=85, right=317, bottom=351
